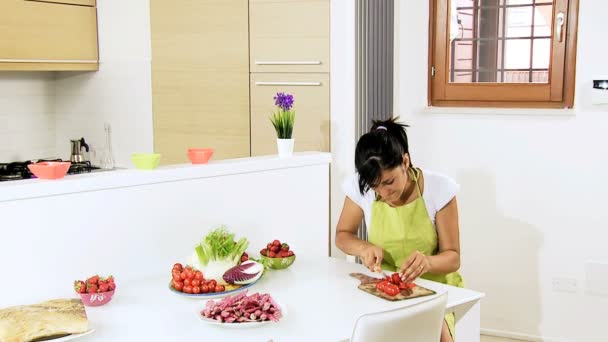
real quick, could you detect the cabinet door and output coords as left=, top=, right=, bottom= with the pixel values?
left=151, top=0, right=250, bottom=164
left=250, top=73, right=330, bottom=156
left=249, top=0, right=329, bottom=73
left=0, top=0, right=98, bottom=63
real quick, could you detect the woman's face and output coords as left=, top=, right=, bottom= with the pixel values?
left=372, top=154, right=410, bottom=204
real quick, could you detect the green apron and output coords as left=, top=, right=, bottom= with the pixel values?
left=368, top=168, right=464, bottom=339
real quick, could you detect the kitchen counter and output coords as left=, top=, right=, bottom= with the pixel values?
left=0, top=152, right=331, bottom=203
left=0, top=152, right=332, bottom=306
left=48, top=258, right=484, bottom=342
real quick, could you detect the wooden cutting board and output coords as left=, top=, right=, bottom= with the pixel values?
left=350, top=273, right=436, bottom=301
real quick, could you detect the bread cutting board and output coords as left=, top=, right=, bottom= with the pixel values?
left=350, top=273, right=436, bottom=301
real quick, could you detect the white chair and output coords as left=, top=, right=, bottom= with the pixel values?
left=350, top=292, right=448, bottom=342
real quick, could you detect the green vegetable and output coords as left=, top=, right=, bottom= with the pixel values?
left=190, top=226, right=249, bottom=283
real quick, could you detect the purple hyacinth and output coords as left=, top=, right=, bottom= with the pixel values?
left=273, top=92, right=294, bottom=111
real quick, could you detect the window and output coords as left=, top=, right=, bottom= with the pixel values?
left=429, top=0, right=579, bottom=108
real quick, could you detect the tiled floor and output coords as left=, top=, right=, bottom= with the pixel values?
left=481, top=336, right=524, bottom=342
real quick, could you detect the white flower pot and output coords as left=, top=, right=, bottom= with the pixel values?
left=276, top=138, right=294, bottom=158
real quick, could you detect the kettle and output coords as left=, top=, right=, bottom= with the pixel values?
left=70, top=138, right=90, bottom=163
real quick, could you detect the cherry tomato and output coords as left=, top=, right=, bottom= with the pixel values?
left=384, top=283, right=400, bottom=296
left=208, top=284, right=216, bottom=292
left=208, top=279, right=217, bottom=287
left=201, top=285, right=209, bottom=293
left=180, top=272, right=187, bottom=280
left=376, top=280, right=389, bottom=292
left=173, top=263, right=183, bottom=271
left=191, top=279, right=200, bottom=287
left=184, top=278, right=192, bottom=286
left=215, top=285, right=225, bottom=292
left=194, top=271, right=203, bottom=281
left=183, top=285, right=193, bottom=294
left=172, top=274, right=181, bottom=282
left=391, top=273, right=401, bottom=284
left=185, top=270, right=194, bottom=279
left=192, top=286, right=201, bottom=294
left=173, top=281, right=184, bottom=292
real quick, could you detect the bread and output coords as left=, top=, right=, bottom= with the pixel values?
left=0, top=299, right=88, bottom=342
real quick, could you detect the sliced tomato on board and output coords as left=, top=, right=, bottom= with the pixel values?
left=384, top=283, right=400, bottom=296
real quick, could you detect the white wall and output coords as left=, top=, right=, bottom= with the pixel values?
left=0, top=73, right=55, bottom=161
left=54, top=0, right=153, bottom=166
left=330, top=0, right=356, bottom=258
left=395, top=1, right=608, bottom=341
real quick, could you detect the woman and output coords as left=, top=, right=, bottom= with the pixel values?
left=335, top=117, right=463, bottom=342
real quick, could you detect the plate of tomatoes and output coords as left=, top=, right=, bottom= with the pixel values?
left=169, top=263, right=259, bottom=299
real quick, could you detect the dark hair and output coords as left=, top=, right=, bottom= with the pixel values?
left=355, top=117, right=411, bottom=195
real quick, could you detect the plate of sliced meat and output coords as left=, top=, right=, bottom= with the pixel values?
left=194, top=291, right=286, bottom=328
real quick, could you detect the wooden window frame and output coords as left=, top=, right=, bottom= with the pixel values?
left=428, top=0, right=579, bottom=108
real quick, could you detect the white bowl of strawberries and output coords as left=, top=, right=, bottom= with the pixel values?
left=74, top=275, right=116, bottom=307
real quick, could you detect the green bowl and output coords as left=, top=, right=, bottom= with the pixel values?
left=260, top=255, right=296, bottom=269
left=130, top=153, right=161, bottom=170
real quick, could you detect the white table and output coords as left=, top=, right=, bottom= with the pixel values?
left=76, top=257, right=484, bottom=342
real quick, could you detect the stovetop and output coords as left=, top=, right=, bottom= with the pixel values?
left=0, top=158, right=103, bottom=182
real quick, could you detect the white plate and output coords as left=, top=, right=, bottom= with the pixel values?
left=43, top=329, right=95, bottom=341
left=194, top=297, right=286, bottom=329
left=169, top=278, right=260, bottom=300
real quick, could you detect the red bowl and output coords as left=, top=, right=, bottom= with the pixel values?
left=79, top=290, right=115, bottom=307
left=187, top=148, right=214, bottom=164
left=27, top=162, right=71, bottom=180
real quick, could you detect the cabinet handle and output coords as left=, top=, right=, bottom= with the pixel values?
left=255, top=81, right=322, bottom=86
left=555, top=12, right=565, bottom=43
left=255, top=60, right=322, bottom=65
left=0, top=58, right=97, bottom=63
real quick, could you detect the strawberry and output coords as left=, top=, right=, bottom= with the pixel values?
left=107, top=282, right=116, bottom=291
left=271, top=245, right=280, bottom=253
left=287, top=251, right=294, bottom=257
left=74, top=280, right=86, bottom=294
left=268, top=251, right=276, bottom=258
left=106, top=275, right=115, bottom=284
left=260, top=248, right=268, bottom=256
left=278, top=250, right=289, bottom=258
left=240, top=255, right=249, bottom=262
left=99, top=283, right=110, bottom=293
left=86, top=275, right=99, bottom=285
left=272, top=240, right=281, bottom=247
left=281, top=243, right=290, bottom=252
left=86, top=283, right=98, bottom=294
left=267, top=243, right=273, bottom=250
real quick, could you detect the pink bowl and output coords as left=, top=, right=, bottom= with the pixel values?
left=187, top=148, right=214, bottom=164
left=79, top=290, right=115, bottom=307
left=27, top=162, right=71, bottom=180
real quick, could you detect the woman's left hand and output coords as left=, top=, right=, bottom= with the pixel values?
left=399, top=251, right=431, bottom=283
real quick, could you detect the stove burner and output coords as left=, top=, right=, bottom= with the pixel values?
left=0, top=159, right=101, bottom=182
left=0, top=174, right=23, bottom=181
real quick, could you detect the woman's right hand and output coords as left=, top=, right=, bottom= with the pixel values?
left=360, top=244, right=384, bottom=272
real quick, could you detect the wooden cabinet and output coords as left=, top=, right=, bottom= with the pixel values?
left=0, top=0, right=99, bottom=71
left=249, top=0, right=330, bottom=73
left=250, top=73, right=330, bottom=156
left=151, top=0, right=251, bottom=164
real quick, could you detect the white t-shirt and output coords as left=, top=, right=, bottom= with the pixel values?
left=342, top=169, right=460, bottom=230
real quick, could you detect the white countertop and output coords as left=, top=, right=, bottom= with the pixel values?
left=0, top=152, right=331, bottom=203
left=71, top=257, right=484, bottom=342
